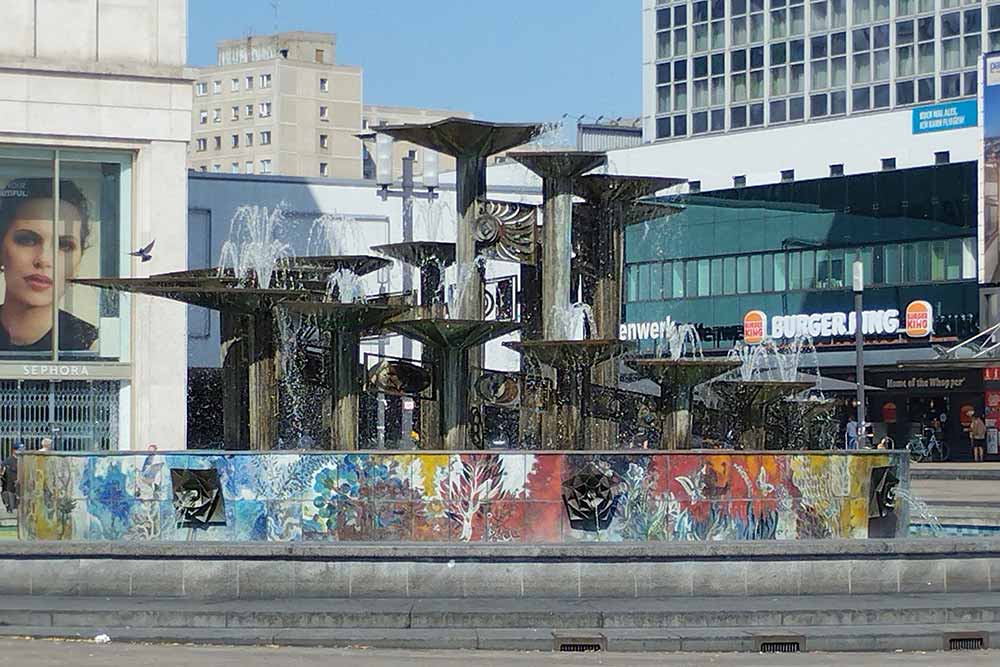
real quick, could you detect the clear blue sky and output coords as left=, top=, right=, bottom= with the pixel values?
left=187, top=0, right=640, bottom=124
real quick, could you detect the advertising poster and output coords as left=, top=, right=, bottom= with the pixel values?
left=0, top=155, right=122, bottom=359
left=981, top=52, right=1000, bottom=285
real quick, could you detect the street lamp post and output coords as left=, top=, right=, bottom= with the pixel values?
left=853, top=260, right=866, bottom=448
left=371, top=134, right=439, bottom=445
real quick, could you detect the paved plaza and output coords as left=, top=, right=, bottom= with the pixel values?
left=0, top=640, right=996, bottom=667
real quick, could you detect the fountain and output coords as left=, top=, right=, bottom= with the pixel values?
left=373, top=241, right=455, bottom=314
left=76, top=208, right=398, bottom=450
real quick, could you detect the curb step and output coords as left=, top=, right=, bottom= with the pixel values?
left=0, top=623, right=996, bottom=653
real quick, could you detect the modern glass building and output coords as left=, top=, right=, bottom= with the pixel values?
left=623, top=160, right=984, bottom=453
left=643, top=0, right=991, bottom=141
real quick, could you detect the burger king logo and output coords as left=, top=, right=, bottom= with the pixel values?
left=743, top=310, right=766, bottom=344
left=904, top=300, right=933, bottom=337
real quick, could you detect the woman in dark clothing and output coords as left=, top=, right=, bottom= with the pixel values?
left=1, top=443, right=23, bottom=512
left=0, top=178, right=97, bottom=352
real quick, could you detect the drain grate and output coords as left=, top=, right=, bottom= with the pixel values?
left=553, top=632, right=607, bottom=652
left=948, top=636, right=986, bottom=651
left=759, top=641, right=801, bottom=653
left=558, top=643, right=603, bottom=652
left=755, top=635, right=804, bottom=654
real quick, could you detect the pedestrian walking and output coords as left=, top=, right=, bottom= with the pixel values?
left=38, top=437, right=51, bottom=451
left=1, top=443, right=23, bottom=512
left=969, top=411, right=987, bottom=463
left=845, top=417, right=858, bottom=450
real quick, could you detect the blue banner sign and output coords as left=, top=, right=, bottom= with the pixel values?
left=912, top=100, right=978, bottom=134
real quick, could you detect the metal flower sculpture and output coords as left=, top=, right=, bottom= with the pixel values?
left=868, top=466, right=899, bottom=519
left=561, top=467, right=621, bottom=532
left=474, top=371, right=521, bottom=407
left=473, top=199, right=537, bottom=265
left=171, top=468, right=225, bottom=527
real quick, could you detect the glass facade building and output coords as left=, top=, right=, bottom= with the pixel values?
left=649, top=0, right=992, bottom=140
left=623, top=161, right=980, bottom=350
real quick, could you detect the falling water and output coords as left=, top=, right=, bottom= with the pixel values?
left=326, top=269, right=365, bottom=303
left=892, top=485, right=943, bottom=537
left=218, top=205, right=291, bottom=289
left=274, top=308, right=313, bottom=448
left=727, top=334, right=820, bottom=384
left=547, top=302, right=595, bottom=340
left=654, top=321, right=703, bottom=360
left=447, top=256, right=487, bottom=318
left=418, top=197, right=456, bottom=241
left=308, top=212, right=365, bottom=256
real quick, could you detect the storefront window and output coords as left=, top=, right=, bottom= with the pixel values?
left=673, top=261, right=685, bottom=297
left=650, top=262, right=663, bottom=299
left=0, top=148, right=131, bottom=361
left=638, top=263, right=651, bottom=301
left=749, top=254, right=763, bottom=292
left=945, top=238, right=962, bottom=280
left=736, top=255, right=749, bottom=293
left=774, top=252, right=787, bottom=290
left=723, top=256, right=736, bottom=294
left=788, top=251, right=801, bottom=289
left=710, top=257, right=723, bottom=295
left=885, top=244, right=901, bottom=283
left=801, top=250, right=816, bottom=288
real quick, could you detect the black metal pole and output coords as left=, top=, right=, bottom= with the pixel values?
left=853, top=261, right=866, bottom=449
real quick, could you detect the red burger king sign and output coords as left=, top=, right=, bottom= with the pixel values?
left=904, top=300, right=933, bottom=337
left=743, top=310, right=766, bottom=344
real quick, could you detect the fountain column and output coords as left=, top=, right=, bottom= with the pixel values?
left=329, top=329, right=361, bottom=450
left=221, top=312, right=250, bottom=449
left=510, top=152, right=607, bottom=449
left=377, top=119, right=543, bottom=449
left=247, top=309, right=279, bottom=451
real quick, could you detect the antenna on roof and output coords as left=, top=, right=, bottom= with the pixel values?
left=269, top=0, right=280, bottom=32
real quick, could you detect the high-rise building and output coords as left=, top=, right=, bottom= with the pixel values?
left=189, top=32, right=364, bottom=178
left=642, top=0, right=988, bottom=143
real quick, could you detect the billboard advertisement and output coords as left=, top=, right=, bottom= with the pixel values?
left=981, top=52, right=1000, bottom=285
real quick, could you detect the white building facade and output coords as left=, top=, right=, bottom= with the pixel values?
left=0, top=0, right=192, bottom=452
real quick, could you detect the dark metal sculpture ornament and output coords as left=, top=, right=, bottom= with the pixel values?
left=561, top=468, right=621, bottom=532
left=473, top=200, right=537, bottom=265
left=868, top=466, right=899, bottom=519
left=475, top=371, right=521, bottom=407
left=170, top=468, right=225, bottom=527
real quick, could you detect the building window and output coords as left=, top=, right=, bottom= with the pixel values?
left=245, top=132, right=253, bottom=147
left=260, top=73, right=272, bottom=88
left=196, top=138, right=207, bottom=152
left=315, top=48, right=325, bottom=63
left=881, top=157, right=896, bottom=170
left=212, top=80, right=222, bottom=94
left=319, top=162, right=329, bottom=176
left=212, top=108, right=221, bottom=123
left=245, top=75, right=253, bottom=89
left=245, top=104, right=253, bottom=118
left=195, top=82, right=208, bottom=96
left=231, top=106, right=239, bottom=121
left=320, top=77, right=329, bottom=92
left=734, top=175, right=746, bottom=187
left=260, top=159, right=272, bottom=174
left=935, top=150, right=950, bottom=164
left=781, top=169, right=794, bottom=182
left=319, top=105, right=329, bottom=121
left=689, top=180, right=701, bottom=193
left=231, top=134, right=239, bottom=148
left=199, top=110, right=208, bottom=125
left=830, top=163, right=844, bottom=176
left=319, top=134, right=329, bottom=149
left=213, top=163, right=221, bottom=173
left=260, top=130, right=272, bottom=145
left=213, top=136, right=221, bottom=150
left=200, top=165, right=207, bottom=172
left=245, top=161, right=254, bottom=174
left=231, top=162, right=239, bottom=174
left=231, top=78, right=240, bottom=92
left=259, top=101, right=272, bottom=118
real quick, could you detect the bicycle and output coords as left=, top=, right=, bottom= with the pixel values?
left=906, top=429, right=950, bottom=463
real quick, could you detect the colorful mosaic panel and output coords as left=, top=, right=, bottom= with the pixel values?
left=17, top=450, right=908, bottom=543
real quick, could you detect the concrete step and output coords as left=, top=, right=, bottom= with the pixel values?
left=0, top=622, right=995, bottom=653
left=0, top=594, right=998, bottom=631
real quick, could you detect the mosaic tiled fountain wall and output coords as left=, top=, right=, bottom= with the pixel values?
left=19, top=451, right=909, bottom=542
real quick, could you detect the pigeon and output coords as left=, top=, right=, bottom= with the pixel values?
left=129, top=240, right=155, bottom=262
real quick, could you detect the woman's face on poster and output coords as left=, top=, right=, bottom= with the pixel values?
left=1, top=198, right=84, bottom=309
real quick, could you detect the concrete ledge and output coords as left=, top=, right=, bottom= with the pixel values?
left=3, top=537, right=999, bottom=562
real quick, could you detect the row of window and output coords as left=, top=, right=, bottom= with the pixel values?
left=198, top=160, right=331, bottom=177
left=197, top=103, right=334, bottom=125
left=195, top=74, right=331, bottom=96
left=195, top=131, right=273, bottom=152
left=625, top=237, right=976, bottom=301
left=199, top=159, right=273, bottom=174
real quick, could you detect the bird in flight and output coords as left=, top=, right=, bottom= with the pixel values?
left=129, top=240, right=155, bottom=262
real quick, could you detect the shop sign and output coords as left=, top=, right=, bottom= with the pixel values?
left=911, top=99, right=977, bottom=134
left=884, top=375, right=968, bottom=391
left=0, top=362, right=131, bottom=380
left=619, top=317, right=678, bottom=342
left=985, top=390, right=1000, bottom=428
left=984, top=367, right=1000, bottom=382
left=742, top=300, right=933, bottom=343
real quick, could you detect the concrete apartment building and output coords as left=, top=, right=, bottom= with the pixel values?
left=189, top=32, right=363, bottom=178
left=191, top=32, right=473, bottom=181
